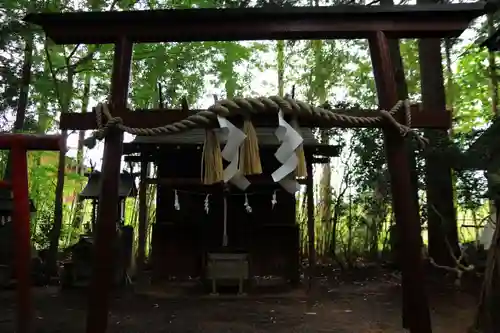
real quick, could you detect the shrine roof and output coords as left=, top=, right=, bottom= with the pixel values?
left=123, top=127, right=341, bottom=157
left=80, top=172, right=137, bottom=199
left=24, top=3, right=485, bottom=44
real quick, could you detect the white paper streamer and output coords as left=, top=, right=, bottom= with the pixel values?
left=204, top=194, right=210, bottom=214
left=244, top=194, right=252, bottom=213
left=271, top=110, right=303, bottom=193
left=217, top=116, right=250, bottom=191
left=271, top=190, right=278, bottom=209
left=174, top=190, right=180, bottom=211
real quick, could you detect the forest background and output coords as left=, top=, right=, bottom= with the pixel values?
left=1, top=0, right=496, bottom=268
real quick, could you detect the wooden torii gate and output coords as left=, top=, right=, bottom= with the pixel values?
left=24, top=4, right=484, bottom=333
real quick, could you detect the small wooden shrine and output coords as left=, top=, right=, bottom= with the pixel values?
left=79, top=171, right=138, bottom=231
left=61, top=171, right=138, bottom=288
left=124, top=127, right=340, bottom=285
left=0, top=188, right=36, bottom=225
left=0, top=188, right=36, bottom=276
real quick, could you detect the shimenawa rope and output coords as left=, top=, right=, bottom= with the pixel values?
left=83, top=96, right=428, bottom=149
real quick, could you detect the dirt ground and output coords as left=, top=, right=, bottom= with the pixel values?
left=0, top=270, right=479, bottom=333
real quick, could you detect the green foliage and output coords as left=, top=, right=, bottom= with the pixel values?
left=26, top=151, right=87, bottom=248
left=454, top=46, right=494, bottom=133
left=0, top=0, right=496, bottom=261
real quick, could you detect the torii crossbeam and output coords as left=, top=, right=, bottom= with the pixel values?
left=24, top=4, right=485, bottom=333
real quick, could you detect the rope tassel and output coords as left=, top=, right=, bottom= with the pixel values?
left=201, top=130, right=224, bottom=185
left=240, top=118, right=262, bottom=175
left=290, top=117, right=307, bottom=178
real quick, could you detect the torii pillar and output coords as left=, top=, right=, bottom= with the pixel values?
left=85, top=37, right=133, bottom=333
left=369, top=31, right=432, bottom=333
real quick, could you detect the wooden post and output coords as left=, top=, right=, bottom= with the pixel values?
left=305, top=153, right=315, bottom=291
left=380, top=19, right=419, bottom=329
left=86, top=36, right=133, bottom=333
left=137, top=157, right=148, bottom=275
left=368, top=31, right=432, bottom=333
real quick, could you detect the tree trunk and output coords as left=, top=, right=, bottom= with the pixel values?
left=145, top=167, right=158, bottom=259
left=471, top=14, right=500, bottom=333
left=472, top=200, right=500, bottom=333
left=47, top=132, right=66, bottom=274
left=488, top=13, right=499, bottom=118
left=136, top=161, right=150, bottom=276
left=444, top=39, right=455, bottom=127
left=4, top=30, right=34, bottom=179
left=369, top=186, right=386, bottom=260
left=417, top=8, right=460, bottom=266
left=47, top=65, right=75, bottom=275
left=309, top=38, right=331, bottom=228
left=14, top=32, right=33, bottom=131
left=70, top=72, right=92, bottom=231
left=276, top=40, right=285, bottom=96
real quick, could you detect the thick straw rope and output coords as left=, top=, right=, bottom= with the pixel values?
left=83, top=96, right=428, bottom=149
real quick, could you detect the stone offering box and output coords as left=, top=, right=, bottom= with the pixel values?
left=206, top=252, right=249, bottom=295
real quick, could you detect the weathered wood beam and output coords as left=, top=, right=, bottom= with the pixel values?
left=59, top=105, right=451, bottom=130
left=125, top=152, right=336, bottom=165
left=35, top=19, right=472, bottom=43
left=146, top=176, right=308, bottom=186
left=24, top=4, right=484, bottom=44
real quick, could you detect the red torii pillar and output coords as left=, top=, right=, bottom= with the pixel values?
left=0, top=133, right=64, bottom=333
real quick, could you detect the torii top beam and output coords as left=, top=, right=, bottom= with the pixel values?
left=25, top=4, right=485, bottom=131
left=24, top=3, right=485, bottom=44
